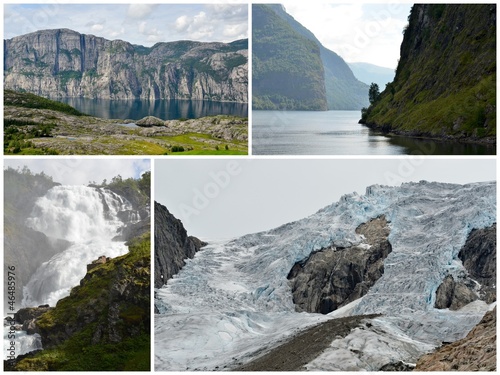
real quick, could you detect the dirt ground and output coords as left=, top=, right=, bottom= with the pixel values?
left=233, top=314, right=380, bottom=371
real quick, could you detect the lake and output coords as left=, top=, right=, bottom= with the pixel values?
left=252, top=110, right=495, bottom=155
left=59, top=97, right=248, bottom=120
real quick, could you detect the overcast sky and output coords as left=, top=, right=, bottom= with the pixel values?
left=283, top=2, right=413, bottom=69
left=155, top=159, right=496, bottom=240
left=4, top=4, right=248, bottom=46
left=4, top=159, right=150, bottom=186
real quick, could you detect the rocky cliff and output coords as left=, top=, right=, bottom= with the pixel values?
left=361, top=4, right=496, bottom=142
left=4, top=29, right=248, bottom=102
left=252, top=5, right=327, bottom=110
left=415, top=307, right=496, bottom=371
left=434, top=223, right=496, bottom=310
left=287, top=216, right=391, bottom=314
left=252, top=4, right=368, bottom=111
left=154, top=201, right=206, bottom=289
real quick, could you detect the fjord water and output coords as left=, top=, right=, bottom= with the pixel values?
left=59, top=97, right=248, bottom=120
left=252, top=110, right=494, bottom=155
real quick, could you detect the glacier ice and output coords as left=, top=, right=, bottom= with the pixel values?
left=155, top=181, right=496, bottom=371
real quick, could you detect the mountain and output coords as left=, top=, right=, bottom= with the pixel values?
left=252, top=5, right=327, bottom=110
left=348, top=62, right=395, bottom=90
left=360, top=4, right=496, bottom=143
left=252, top=4, right=369, bottom=111
left=154, top=201, right=206, bottom=289
left=4, top=28, right=248, bottom=102
left=155, top=181, right=496, bottom=371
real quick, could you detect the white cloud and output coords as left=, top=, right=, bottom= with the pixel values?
left=91, top=24, right=104, bottom=32
left=175, top=15, right=189, bottom=32
left=127, top=4, right=157, bottom=19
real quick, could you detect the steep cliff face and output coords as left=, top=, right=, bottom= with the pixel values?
left=4, top=29, right=248, bottom=102
left=154, top=201, right=206, bottom=288
left=266, top=4, right=369, bottom=110
left=361, top=4, right=496, bottom=142
left=252, top=4, right=327, bottom=110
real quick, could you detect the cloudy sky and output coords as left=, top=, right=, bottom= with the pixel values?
left=283, top=3, right=413, bottom=69
left=155, top=159, right=496, bottom=240
left=4, top=4, right=248, bottom=46
left=4, top=158, right=150, bottom=186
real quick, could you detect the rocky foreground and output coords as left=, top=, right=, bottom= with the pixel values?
left=4, top=104, right=247, bottom=155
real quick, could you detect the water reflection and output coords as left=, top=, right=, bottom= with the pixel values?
left=59, top=97, right=248, bottom=120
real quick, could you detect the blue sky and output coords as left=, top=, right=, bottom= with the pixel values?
left=284, top=3, right=413, bottom=69
left=4, top=4, right=248, bottom=45
left=4, top=159, right=150, bottom=185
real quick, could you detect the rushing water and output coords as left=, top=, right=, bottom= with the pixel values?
left=252, top=110, right=495, bottom=155
left=59, top=97, right=248, bottom=120
left=22, top=186, right=140, bottom=307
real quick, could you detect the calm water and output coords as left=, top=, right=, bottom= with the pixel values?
left=252, top=110, right=495, bottom=155
left=59, top=97, right=248, bottom=120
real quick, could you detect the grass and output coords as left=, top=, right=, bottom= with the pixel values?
left=4, top=89, right=86, bottom=116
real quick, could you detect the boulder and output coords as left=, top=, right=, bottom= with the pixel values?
left=135, top=116, right=165, bottom=127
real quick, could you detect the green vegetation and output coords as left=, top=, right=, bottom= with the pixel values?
left=4, top=119, right=58, bottom=155
left=252, top=4, right=327, bottom=110
left=57, top=70, right=83, bottom=88
left=4, top=89, right=86, bottom=116
left=362, top=4, right=496, bottom=141
left=16, top=232, right=151, bottom=371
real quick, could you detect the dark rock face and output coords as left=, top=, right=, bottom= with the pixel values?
left=379, top=361, right=415, bottom=371
left=434, top=275, right=477, bottom=310
left=435, top=223, right=496, bottom=309
left=4, top=28, right=248, bottom=102
left=154, top=201, right=206, bottom=288
left=288, top=216, right=391, bottom=314
left=459, top=224, right=496, bottom=303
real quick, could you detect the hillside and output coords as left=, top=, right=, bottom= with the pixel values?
left=252, top=5, right=327, bottom=110
left=4, top=28, right=247, bottom=102
left=9, top=233, right=151, bottom=371
left=360, top=4, right=496, bottom=143
left=252, top=4, right=368, bottom=110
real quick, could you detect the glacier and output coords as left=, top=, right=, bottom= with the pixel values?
left=154, top=181, right=496, bottom=371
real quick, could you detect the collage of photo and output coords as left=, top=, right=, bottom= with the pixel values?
left=3, top=2, right=497, bottom=372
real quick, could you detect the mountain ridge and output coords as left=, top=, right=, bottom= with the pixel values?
left=4, top=28, right=248, bottom=102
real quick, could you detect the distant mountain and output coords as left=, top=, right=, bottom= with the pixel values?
left=360, top=4, right=496, bottom=143
left=348, top=62, right=395, bottom=90
left=252, top=5, right=327, bottom=110
left=253, top=4, right=369, bottom=111
left=4, top=28, right=248, bottom=102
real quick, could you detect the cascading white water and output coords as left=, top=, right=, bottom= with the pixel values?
left=22, top=185, right=136, bottom=308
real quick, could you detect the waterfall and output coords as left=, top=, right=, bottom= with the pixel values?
left=22, top=186, right=137, bottom=308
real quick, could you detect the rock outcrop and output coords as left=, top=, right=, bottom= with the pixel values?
left=415, top=307, right=496, bottom=371
left=360, top=4, right=496, bottom=143
left=434, top=223, right=496, bottom=310
left=459, top=224, right=496, bottom=303
left=154, top=201, right=206, bottom=288
left=287, top=216, right=391, bottom=314
left=4, top=29, right=248, bottom=102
